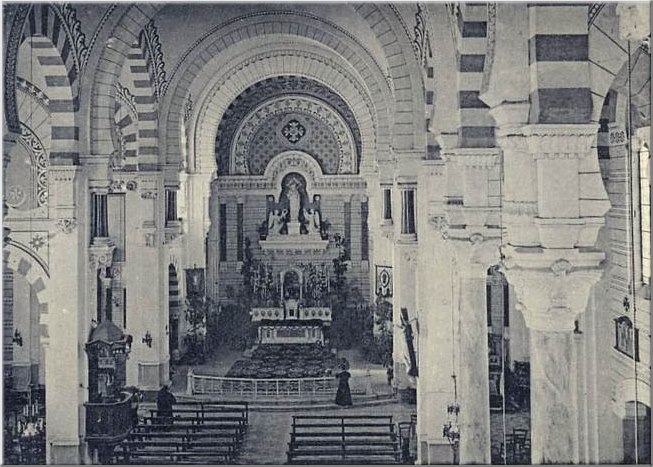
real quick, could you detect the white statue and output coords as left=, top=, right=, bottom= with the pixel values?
left=267, top=209, right=285, bottom=235
left=286, top=181, right=301, bottom=223
left=303, top=208, right=321, bottom=234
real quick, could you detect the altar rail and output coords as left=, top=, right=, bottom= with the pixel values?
left=187, top=370, right=336, bottom=399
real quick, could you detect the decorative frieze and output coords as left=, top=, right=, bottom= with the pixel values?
left=114, top=82, right=138, bottom=118
left=140, top=191, right=158, bottom=200
left=17, top=124, right=49, bottom=208
left=50, top=3, right=88, bottom=74
left=140, top=19, right=167, bottom=100
left=412, top=4, right=429, bottom=67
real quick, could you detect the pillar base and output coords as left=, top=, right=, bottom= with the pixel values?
left=48, top=441, right=82, bottom=465
left=419, top=441, right=456, bottom=464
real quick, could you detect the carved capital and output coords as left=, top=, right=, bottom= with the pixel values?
left=505, top=266, right=603, bottom=332
left=428, top=214, right=449, bottom=239
left=523, top=124, right=598, bottom=160
left=55, top=217, right=77, bottom=234
left=89, top=242, right=116, bottom=271
left=450, top=234, right=501, bottom=277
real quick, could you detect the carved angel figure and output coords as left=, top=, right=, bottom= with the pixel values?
left=267, top=209, right=285, bottom=235
left=303, top=208, right=321, bottom=234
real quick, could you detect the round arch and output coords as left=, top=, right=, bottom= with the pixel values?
left=613, top=378, right=651, bottom=418
left=3, top=241, right=50, bottom=342
left=165, top=37, right=389, bottom=178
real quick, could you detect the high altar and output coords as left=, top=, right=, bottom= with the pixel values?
left=208, top=149, right=370, bottom=345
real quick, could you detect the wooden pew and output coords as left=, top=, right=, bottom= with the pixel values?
left=287, top=415, right=401, bottom=464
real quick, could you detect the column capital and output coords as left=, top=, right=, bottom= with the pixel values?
left=89, top=241, right=116, bottom=271
left=522, top=124, right=598, bottom=160
left=441, top=147, right=501, bottom=168
left=450, top=234, right=501, bottom=277
left=504, top=259, right=603, bottom=332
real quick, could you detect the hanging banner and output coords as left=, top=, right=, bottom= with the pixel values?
left=400, top=307, right=418, bottom=378
left=375, top=265, right=393, bottom=298
left=186, top=268, right=205, bottom=297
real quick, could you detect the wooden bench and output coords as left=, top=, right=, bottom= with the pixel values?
left=172, top=400, right=249, bottom=425
left=116, top=448, right=234, bottom=464
left=113, top=401, right=249, bottom=464
left=287, top=415, right=400, bottom=464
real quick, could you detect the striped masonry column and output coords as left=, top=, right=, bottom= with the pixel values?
left=528, top=4, right=592, bottom=124
left=131, top=41, right=160, bottom=169
left=455, top=4, right=495, bottom=148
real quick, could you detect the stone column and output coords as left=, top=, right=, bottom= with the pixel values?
left=393, top=179, right=418, bottom=390
left=180, top=172, right=213, bottom=268
left=451, top=236, right=498, bottom=465
left=124, top=173, right=167, bottom=390
left=506, top=264, right=603, bottom=464
left=415, top=226, right=457, bottom=464
left=46, top=166, right=88, bottom=464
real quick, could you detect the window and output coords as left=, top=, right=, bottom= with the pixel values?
left=237, top=203, right=244, bottom=262
left=383, top=188, right=392, bottom=221
left=401, top=188, right=416, bottom=235
left=219, top=203, right=227, bottom=261
left=361, top=201, right=369, bottom=261
left=614, top=316, right=639, bottom=361
left=165, top=189, right=177, bottom=224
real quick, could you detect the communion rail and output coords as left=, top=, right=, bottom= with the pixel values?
left=187, top=370, right=336, bottom=399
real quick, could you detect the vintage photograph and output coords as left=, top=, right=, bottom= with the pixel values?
left=2, top=1, right=650, bottom=464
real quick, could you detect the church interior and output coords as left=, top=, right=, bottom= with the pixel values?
left=2, top=2, right=651, bottom=465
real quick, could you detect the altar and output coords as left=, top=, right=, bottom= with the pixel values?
left=251, top=307, right=332, bottom=344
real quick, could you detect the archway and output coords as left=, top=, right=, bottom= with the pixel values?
left=623, top=401, right=651, bottom=463
left=3, top=245, right=49, bottom=464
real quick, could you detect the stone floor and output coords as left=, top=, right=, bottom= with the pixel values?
left=237, top=401, right=417, bottom=465
left=168, top=347, right=529, bottom=464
